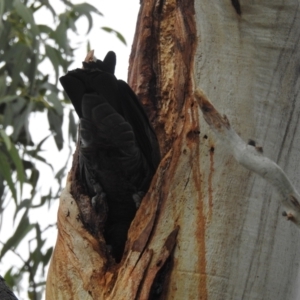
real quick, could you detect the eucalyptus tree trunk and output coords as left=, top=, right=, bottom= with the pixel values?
left=46, top=0, right=300, bottom=299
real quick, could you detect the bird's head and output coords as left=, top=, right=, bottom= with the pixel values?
left=82, top=50, right=116, bottom=75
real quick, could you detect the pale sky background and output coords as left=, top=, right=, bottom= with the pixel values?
left=0, top=1, right=140, bottom=299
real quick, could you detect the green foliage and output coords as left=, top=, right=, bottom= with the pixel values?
left=0, top=0, right=126, bottom=298
left=101, top=26, right=127, bottom=45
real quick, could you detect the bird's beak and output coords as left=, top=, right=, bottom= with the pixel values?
left=83, top=50, right=97, bottom=68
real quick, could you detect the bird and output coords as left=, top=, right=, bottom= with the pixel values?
left=59, top=51, right=160, bottom=262
left=0, top=276, right=18, bottom=300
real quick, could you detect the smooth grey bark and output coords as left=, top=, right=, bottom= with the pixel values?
left=193, top=0, right=300, bottom=299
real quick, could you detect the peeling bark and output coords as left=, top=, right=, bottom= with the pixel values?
left=47, top=0, right=197, bottom=298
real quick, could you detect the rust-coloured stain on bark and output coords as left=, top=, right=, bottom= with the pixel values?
left=208, top=145, right=215, bottom=221
left=188, top=114, right=208, bottom=299
left=195, top=90, right=230, bottom=131
left=128, top=0, right=209, bottom=298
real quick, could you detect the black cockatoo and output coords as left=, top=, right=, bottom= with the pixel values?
left=59, top=51, right=160, bottom=262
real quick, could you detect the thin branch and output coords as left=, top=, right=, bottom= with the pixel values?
left=195, top=89, right=300, bottom=226
left=0, top=241, right=27, bottom=265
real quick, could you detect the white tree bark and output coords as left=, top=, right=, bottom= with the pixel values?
left=195, top=89, right=300, bottom=225
left=192, top=1, right=300, bottom=299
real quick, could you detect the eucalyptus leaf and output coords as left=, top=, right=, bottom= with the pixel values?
left=60, top=0, right=74, bottom=8
left=11, top=97, right=26, bottom=116
left=0, top=150, right=17, bottom=203
left=6, top=46, right=29, bottom=95
left=29, top=168, right=39, bottom=193
left=67, top=12, right=78, bottom=33
left=101, top=27, right=127, bottom=45
left=25, top=152, right=52, bottom=170
left=0, top=129, right=12, bottom=150
left=51, top=17, right=71, bottom=56
left=32, top=190, right=52, bottom=208
left=39, top=0, right=56, bottom=19
left=27, top=41, right=39, bottom=95
left=0, top=95, right=18, bottom=105
left=38, top=24, right=54, bottom=35
left=54, top=166, right=65, bottom=182
left=35, top=135, right=51, bottom=153
left=13, top=0, right=39, bottom=36
left=14, top=199, right=31, bottom=220
left=3, top=267, right=16, bottom=289
left=3, top=104, right=13, bottom=128
left=0, top=213, right=34, bottom=259
left=11, top=101, right=33, bottom=142
left=8, top=142, right=25, bottom=191
left=0, top=75, right=6, bottom=97
left=47, top=93, right=63, bottom=116
left=73, top=3, right=103, bottom=33
left=47, top=108, right=63, bottom=150
left=40, top=82, right=60, bottom=94
left=45, top=45, right=60, bottom=83
left=0, top=1, right=4, bottom=18
left=42, top=247, right=53, bottom=268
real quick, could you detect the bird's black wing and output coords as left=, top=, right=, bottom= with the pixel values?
left=79, top=93, right=144, bottom=193
left=116, top=80, right=160, bottom=173
left=60, top=68, right=121, bottom=118
left=60, top=68, right=160, bottom=189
